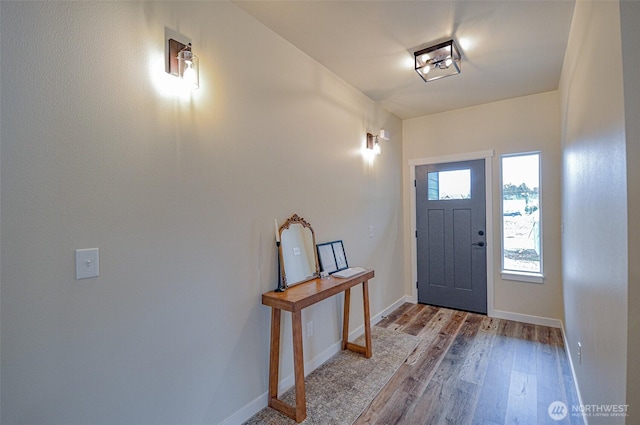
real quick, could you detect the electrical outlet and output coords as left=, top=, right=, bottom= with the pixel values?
left=307, top=321, right=314, bottom=338
left=578, top=341, right=582, bottom=364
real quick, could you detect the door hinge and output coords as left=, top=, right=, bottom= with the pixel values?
left=414, top=179, right=417, bottom=187
left=415, top=230, right=418, bottom=238
left=416, top=281, right=419, bottom=288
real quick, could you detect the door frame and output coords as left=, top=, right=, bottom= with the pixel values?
left=409, top=150, right=495, bottom=316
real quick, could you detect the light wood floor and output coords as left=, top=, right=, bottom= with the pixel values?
left=355, top=303, right=584, bottom=425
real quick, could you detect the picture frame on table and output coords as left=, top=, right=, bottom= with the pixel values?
left=332, top=241, right=348, bottom=271
left=316, top=240, right=349, bottom=274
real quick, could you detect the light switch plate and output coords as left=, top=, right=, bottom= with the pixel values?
left=76, top=248, right=99, bottom=279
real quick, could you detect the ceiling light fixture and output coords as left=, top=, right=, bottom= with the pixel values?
left=414, top=39, right=461, bottom=83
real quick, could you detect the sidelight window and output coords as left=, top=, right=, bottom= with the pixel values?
left=501, top=152, right=543, bottom=281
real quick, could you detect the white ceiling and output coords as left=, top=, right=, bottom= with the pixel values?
left=233, top=0, right=575, bottom=120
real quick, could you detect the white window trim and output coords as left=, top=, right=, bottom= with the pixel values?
left=501, top=270, right=544, bottom=284
left=500, top=151, right=543, bottom=281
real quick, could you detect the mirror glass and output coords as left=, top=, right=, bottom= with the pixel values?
left=279, top=214, right=319, bottom=287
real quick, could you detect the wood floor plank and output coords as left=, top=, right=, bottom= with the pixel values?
left=386, top=303, right=425, bottom=331
left=402, top=304, right=439, bottom=336
left=521, top=322, right=536, bottom=341
left=408, top=310, right=468, bottom=381
left=375, top=302, right=415, bottom=328
left=459, top=316, right=500, bottom=385
left=405, top=314, right=481, bottom=424
left=405, top=308, right=455, bottom=365
left=354, top=310, right=467, bottom=425
left=537, top=326, right=584, bottom=425
left=480, top=316, right=500, bottom=333
left=536, top=333, right=566, bottom=421
left=439, top=379, right=481, bottom=425
left=534, top=324, right=552, bottom=345
left=471, top=320, right=516, bottom=425
left=513, top=339, right=537, bottom=375
left=472, top=420, right=502, bottom=425
left=550, top=326, right=565, bottom=346
left=381, top=312, right=470, bottom=424
left=353, top=305, right=583, bottom=425
left=504, top=370, right=538, bottom=424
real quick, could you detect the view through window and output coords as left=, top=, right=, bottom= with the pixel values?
left=427, top=169, right=471, bottom=200
left=501, top=153, right=541, bottom=274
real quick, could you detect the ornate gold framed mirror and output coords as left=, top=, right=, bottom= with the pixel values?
left=278, top=214, right=320, bottom=287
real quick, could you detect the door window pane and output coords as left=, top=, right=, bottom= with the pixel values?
left=501, top=153, right=541, bottom=274
left=427, top=169, right=471, bottom=200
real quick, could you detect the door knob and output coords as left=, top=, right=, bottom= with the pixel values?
left=478, top=230, right=485, bottom=236
left=472, top=241, right=485, bottom=247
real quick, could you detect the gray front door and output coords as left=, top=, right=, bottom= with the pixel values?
left=416, top=159, right=487, bottom=314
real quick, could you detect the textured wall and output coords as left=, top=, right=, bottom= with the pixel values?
left=0, top=2, right=403, bottom=424
left=559, top=1, right=628, bottom=422
left=621, top=1, right=640, bottom=417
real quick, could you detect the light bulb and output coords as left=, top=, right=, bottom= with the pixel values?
left=183, top=62, right=197, bottom=89
left=176, top=43, right=199, bottom=90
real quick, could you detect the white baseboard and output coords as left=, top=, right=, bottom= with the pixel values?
left=560, top=322, right=588, bottom=425
left=489, top=309, right=563, bottom=328
left=219, top=391, right=268, bottom=425
left=219, top=295, right=410, bottom=425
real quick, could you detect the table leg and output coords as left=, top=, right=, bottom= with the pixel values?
left=266, top=308, right=307, bottom=423
left=342, top=280, right=373, bottom=358
left=362, top=280, right=372, bottom=358
left=292, top=310, right=307, bottom=422
left=268, top=308, right=281, bottom=402
left=342, top=288, right=351, bottom=350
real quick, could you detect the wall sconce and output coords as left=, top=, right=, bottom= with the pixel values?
left=366, top=133, right=380, bottom=155
left=414, top=39, right=461, bottom=82
left=168, top=38, right=199, bottom=90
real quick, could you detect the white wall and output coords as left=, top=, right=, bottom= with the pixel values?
left=0, top=2, right=403, bottom=424
left=403, top=91, right=563, bottom=321
left=559, top=1, right=629, bottom=422
left=620, top=1, right=640, bottom=417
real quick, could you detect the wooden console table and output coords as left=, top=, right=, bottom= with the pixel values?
left=262, top=269, right=374, bottom=422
